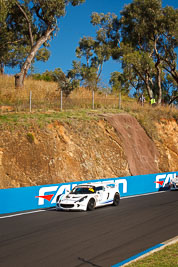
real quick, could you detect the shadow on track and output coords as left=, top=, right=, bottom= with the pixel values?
left=78, top=257, right=103, bottom=267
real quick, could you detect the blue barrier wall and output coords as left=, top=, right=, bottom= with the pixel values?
left=0, top=172, right=177, bottom=214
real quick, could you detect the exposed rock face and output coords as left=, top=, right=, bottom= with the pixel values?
left=0, top=119, right=130, bottom=188
left=154, top=118, right=178, bottom=172
left=105, top=114, right=160, bottom=175
left=0, top=114, right=177, bottom=189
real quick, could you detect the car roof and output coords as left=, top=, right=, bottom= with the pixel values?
left=76, top=183, right=115, bottom=187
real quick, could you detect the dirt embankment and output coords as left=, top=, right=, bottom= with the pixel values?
left=0, top=114, right=177, bottom=189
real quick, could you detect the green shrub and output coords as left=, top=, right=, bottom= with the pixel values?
left=26, top=132, right=35, bottom=143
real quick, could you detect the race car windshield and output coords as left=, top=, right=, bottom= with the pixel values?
left=71, top=186, right=96, bottom=194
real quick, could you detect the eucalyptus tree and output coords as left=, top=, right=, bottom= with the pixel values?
left=160, top=6, right=178, bottom=84
left=1, top=0, right=85, bottom=87
left=0, top=0, right=14, bottom=74
left=75, top=36, right=98, bottom=89
left=119, top=44, right=156, bottom=99
left=119, top=0, right=178, bottom=104
left=109, top=71, right=130, bottom=95
left=0, top=0, right=6, bottom=73
left=75, top=12, right=119, bottom=89
left=0, top=0, right=50, bottom=76
left=54, top=67, right=79, bottom=97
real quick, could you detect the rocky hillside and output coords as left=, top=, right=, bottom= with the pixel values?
left=0, top=113, right=177, bottom=189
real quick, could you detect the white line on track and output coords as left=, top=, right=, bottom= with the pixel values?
left=0, top=209, right=46, bottom=219
left=0, top=191, right=166, bottom=219
left=121, top=191, right=166, bottom=199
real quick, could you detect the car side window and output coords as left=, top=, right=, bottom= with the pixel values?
left=96, top=186, right=105, bottom=192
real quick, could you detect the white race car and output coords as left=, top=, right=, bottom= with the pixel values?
left=56, top=183, right=120, bottom=211
left=170, top=176, right=178, bottom=190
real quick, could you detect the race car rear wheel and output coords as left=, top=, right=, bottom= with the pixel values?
left=87, top=198, right=96, bottom=211
left=113, top=193, right=120, bottom=206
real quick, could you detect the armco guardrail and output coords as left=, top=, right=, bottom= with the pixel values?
left=0, top=172, right=177, bottom=215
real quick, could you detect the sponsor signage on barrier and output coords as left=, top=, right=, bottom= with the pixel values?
left=0, top=172, right=177, bottom=215
left=36, top=179, right=127, bottom=206
left=154, top=173, right=177, bottom=188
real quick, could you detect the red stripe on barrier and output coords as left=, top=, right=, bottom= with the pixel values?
left=154, top=181, right=164, bottom=186
left=35, top=194, right=54, bottom=202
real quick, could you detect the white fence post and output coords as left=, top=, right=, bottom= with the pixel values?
left=30, top=91, right=32, bottom=112
left=60, top=89, right=63, bottom=111
left=119, top=92, right=121, bottom=109
left=92, top=89, right=95, bottom=110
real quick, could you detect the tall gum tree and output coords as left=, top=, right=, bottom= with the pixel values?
left=3, top=0, right=85, bottom=88
left=120, top=0, right=178, bottom=104
left=74, top=12, right=119, bottom=89
left=0, top=1, right=51, bottom=76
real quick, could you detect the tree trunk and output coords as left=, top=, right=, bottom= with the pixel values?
left=154, top=40, right=162, bottom=105
left=15, top=27, right=54, bottom=88
left=0, top=63, right=5, bottom=75
left=145, top=73, right=153, bottom=99
left=156, top=63, right=162, bottom=105
left=135, top=67, right=154, bottom=100
left=15, top=72, right=25, bottom=88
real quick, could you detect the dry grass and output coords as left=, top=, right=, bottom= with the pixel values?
left=123, top=102, right=178, bottom=140
left=0, top=75, right=177, bottom=139
left=0, top=75, right=60, bottom=111
left=127, top=241, right=178, bottom=267
left=0, top=75, right=117, bottom=100
left=0, top=75, right=133, bottom=110
left=0, top=75, right=58, bottom=100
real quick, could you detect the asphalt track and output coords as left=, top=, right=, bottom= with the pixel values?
left=0, top=191, right=178, bottom=267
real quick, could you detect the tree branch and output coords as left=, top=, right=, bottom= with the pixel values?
left=169, top=96, right=178, bottom=105
left=0, top=39, right=22, bottom=50
left=15, top=1, right=34, bottom=47
left=163, top=65, right=178, bottom=83
left=35, top=6, right=50, bottom=26
left=97, top=62, right=103, bottom=80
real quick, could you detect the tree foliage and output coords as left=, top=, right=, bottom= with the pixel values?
left=119, top=0, right=178, bottom=103
left=54, top=68, right=79, bottom=97
left=85, top=0, right=177, bottom=103
left=0, top=0, right=85, bottom=87
left=31, top=67, right=79, bottom=96
left=109, top=71, right=129, bottom=95
left=73, top=12, right=119, bottom=89
left=1, top=0, right=177, bottom=103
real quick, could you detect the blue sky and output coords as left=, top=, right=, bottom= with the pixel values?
left=7, top=0, right=178, bottom=87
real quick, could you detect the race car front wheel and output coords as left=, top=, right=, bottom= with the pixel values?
left=113, top=193, right=120, bottom=206
left=87, top=198, right=96, bottom=211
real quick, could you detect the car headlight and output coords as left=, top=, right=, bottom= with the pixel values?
left=76, top=196, right=87, bottom=203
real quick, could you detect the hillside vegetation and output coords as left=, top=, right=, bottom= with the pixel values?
left=0, top=75, right=177, bottom=137
left=0, top=74, right=134, bottom=110
left=0, top=77, right=177, bottom=189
